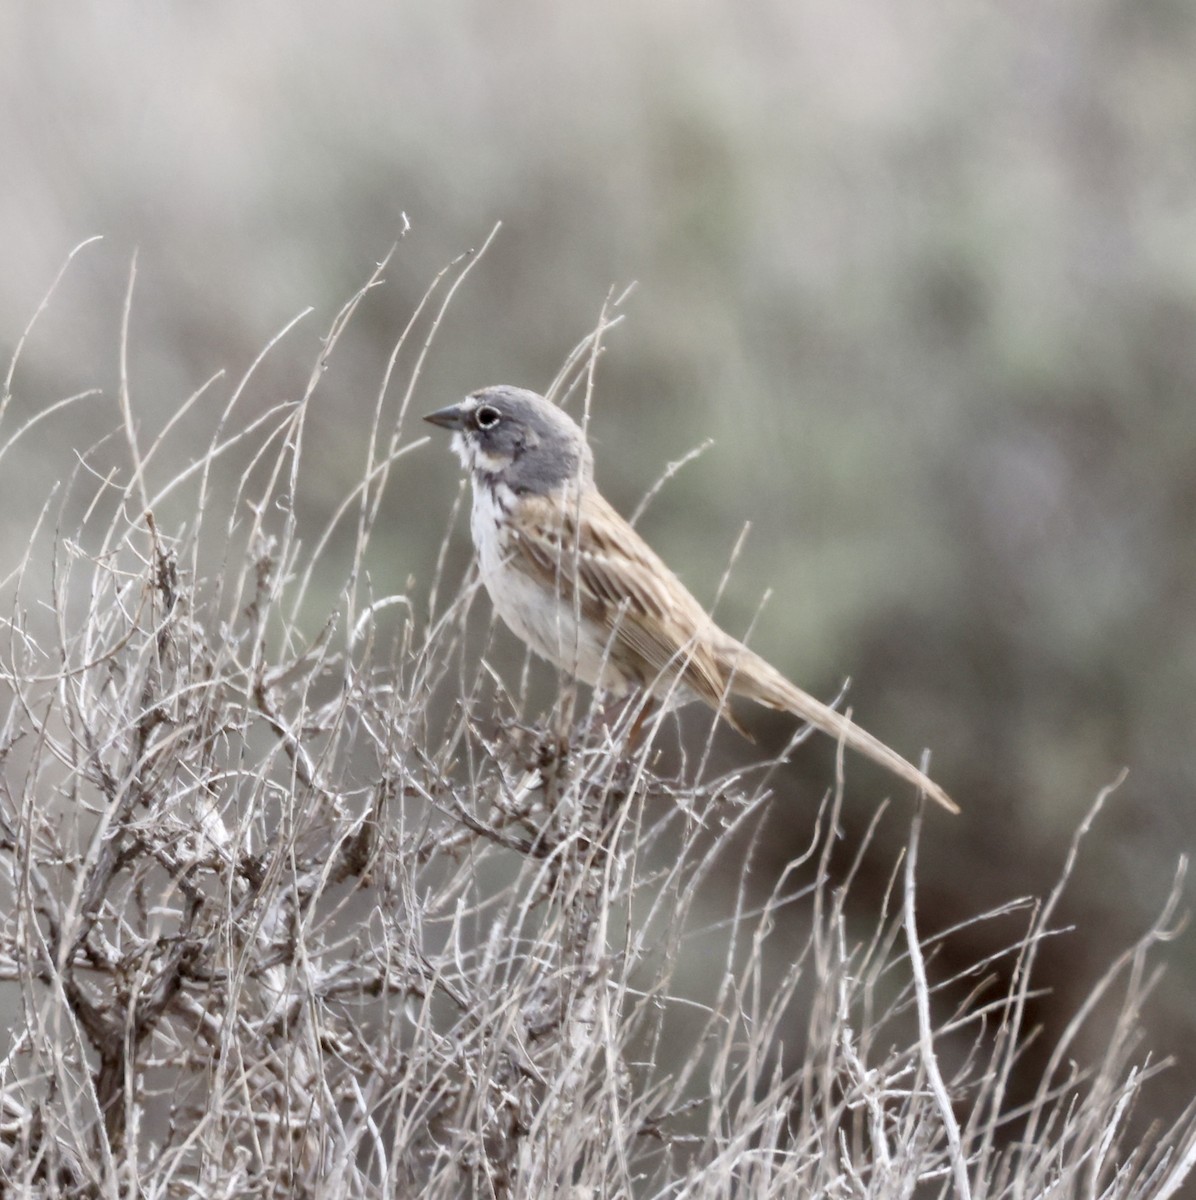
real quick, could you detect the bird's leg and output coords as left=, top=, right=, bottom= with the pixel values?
left=550, top=681, right=579, bottom=758
left=625, top=692, right=661, bottom=748
left=593, top=689, right=658, bottom=749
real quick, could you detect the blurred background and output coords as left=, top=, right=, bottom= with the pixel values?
left=2, top=0, right=1194, bottom=1139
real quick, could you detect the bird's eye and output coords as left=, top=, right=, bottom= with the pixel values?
left=474, top=405, right=501, bottom=430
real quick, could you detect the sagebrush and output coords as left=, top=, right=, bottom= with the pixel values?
left=0, top=247, right=1193, bottom=1198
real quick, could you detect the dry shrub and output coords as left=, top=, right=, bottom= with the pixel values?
left=0, top=246, right=1193, bottom=1199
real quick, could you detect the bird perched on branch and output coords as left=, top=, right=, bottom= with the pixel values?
left=425, top=385, right=956, bottom=813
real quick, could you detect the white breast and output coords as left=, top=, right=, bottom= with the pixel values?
left=469, top=482, right=628, bottom=693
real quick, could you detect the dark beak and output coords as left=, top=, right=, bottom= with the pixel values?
left=423, top=404, right=466, bottom=431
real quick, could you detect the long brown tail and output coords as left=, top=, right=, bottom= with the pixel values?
left=723, top=644, right=958, bottom=814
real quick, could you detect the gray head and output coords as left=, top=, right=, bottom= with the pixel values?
left=424, top=385, right=594, bottom=494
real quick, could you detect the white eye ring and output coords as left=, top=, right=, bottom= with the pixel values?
left=475, top=405, right=502, bottom=430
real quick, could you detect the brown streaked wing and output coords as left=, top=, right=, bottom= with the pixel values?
left=507, top=489, right=729, bottom=706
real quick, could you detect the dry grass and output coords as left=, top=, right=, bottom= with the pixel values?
left=0, top=247, right=1193, bottom=1198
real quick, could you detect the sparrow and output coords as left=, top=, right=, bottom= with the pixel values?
left=424, top=386, right=957, bottom=813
